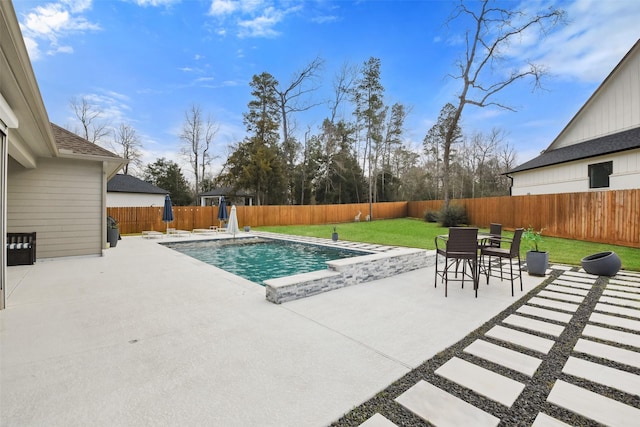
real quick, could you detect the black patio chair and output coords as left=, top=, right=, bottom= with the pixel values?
left=483, top=223, right=503, bottom=248
left=480, top=228, right=524, bottom=296
left=434, top=227, right=479, bottom=297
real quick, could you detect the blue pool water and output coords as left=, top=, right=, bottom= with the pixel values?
left=162, top=238, right=368, bottom=285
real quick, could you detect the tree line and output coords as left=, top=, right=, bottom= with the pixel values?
left=67, top=1, right=564, bottom=210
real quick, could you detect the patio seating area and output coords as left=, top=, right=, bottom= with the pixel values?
left=1, top=233, right=638, bottom=426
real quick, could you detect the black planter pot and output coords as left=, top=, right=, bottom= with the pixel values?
left=332, top=232, right=338, bottom=242
left=526, top=251, right=549, bottom=276
left=107, top=228, right=119, bottom=247
left=581, top=251, right=621, bottom=276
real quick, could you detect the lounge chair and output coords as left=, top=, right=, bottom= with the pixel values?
left=142, top=231, right=163, bottom=239
left=192, top=228, right=216, bottom=235
left=167, top=228, right=191, bottom=237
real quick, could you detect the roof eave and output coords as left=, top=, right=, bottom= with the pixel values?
left=509, top=145, right=640, bottom=174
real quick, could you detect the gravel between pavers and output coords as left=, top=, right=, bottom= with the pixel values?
left=330, top=268, right=640, bottom=427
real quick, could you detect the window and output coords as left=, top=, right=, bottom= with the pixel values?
left=588, top=161, right=613, bottom=188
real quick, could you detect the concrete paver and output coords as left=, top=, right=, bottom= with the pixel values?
left=562, top=356, right=640, bottom=396
left=546, top=283, right=590, bottom=295
left=551, top=278, right=593, bottom=289
left=589, top=311, right=640, bottom=331
left=608, top=283, right=640, bottom=294
left=502, top=314, right=565, bottom=337
left=583, top=324, right=640, bottom=348
left=527, top=296, right=580, bottom=312
left=599, top=295, right=640, bottom=308
left=463, top=339, right=542, bottom=377
left=547, top=380, right=640, bottom=427
left=603, top=288, right=640, bottom=300
left=516, top=304, right=573, bottom=323
left=395, top=380, right=500, bottom=427
left=435, top=356, right=525, bottom=406
left=531, top=412, right=574, bottom=427
left=537, top=290, right=585, bottom=303
left=485, top=325, right=556, bottom=354
left=562, top=271, right=598, bottom=281
left=573, top=338, right=640, bottom=369
left=359, top=414, right=397, bottom=427
left=594, top=302, right=640, bottom=319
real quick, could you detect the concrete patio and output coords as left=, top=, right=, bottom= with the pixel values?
left=0, top=234, right=566, bottom=426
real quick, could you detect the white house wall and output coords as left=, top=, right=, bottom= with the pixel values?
left=553, top=45, right=640, bottom=149
left=511, top=149, right=640, bottom=195
left=107, top=192, right=165, bottom=207
left=7, top=156, right=103, bottom=258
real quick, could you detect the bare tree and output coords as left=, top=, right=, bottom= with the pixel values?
left=69, top=96, right=110, bottom=145
left=329, top=61, right=358, bottom=125
left=469, top=128, right=504, bottom=197
left=275, top=57, right=325, bottom=203
left=111, top=123, right=143, bottom=175
left=179, top=104, right=218, bottom=200
left=498, top=141, right=518, bottom=193
left=440, top=0, right=565, bottom=207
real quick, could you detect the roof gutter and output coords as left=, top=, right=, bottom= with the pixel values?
left=56, top=150, right=128, bottom=180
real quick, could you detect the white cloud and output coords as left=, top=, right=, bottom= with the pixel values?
left=22, top=37, right=41, bottom=61
left=81, top=90, right=132, bottom=124
left=239, top=0, right=265, bottom=14
left=63, top=0, right=92, bottom=13
left=209, top=0, right=239, bottom=16
left=514, top=0, right=640, bottom=83
left=310, top=15, right=338, bottom=24
left=19, top=1, right=100, bottom=60
left=238, top=6, right=283, bottom=38
left=132, top=0, right=181, bottom=7
left=207, top=0, right=301, bottom=38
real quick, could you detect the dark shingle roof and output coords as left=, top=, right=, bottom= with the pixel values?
left=107, top=174, right=168, bottom=194
left=50, top=123, right=121, bottom=158
left=508, top=126, right=640, bottom=174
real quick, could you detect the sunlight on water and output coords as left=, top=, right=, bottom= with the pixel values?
left=163, top=238, right=368, bottom=285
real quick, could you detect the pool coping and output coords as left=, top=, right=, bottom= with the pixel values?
left=255, top=232, right=435, bottom=304
left=155, top=230, right=435, bottom=304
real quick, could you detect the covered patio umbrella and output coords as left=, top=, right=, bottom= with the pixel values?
left=217, top=196, right=229, bottom=229
left=162, top=194, right=174, bottom=234
left=227, top=205, right=240, bottom=239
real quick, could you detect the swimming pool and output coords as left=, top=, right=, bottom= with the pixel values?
left=162, top=237, right=370, bottom=285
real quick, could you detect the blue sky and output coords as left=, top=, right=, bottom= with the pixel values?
left=13, top=0, right=640, bottom=176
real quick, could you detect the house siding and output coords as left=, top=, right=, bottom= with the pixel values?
left=553, top=44, right=640, bottom=149
left=7, top=156, right=104, bottom=258
left=107, top=192, right=165, bottom=207
left=511, top=149, right=640, bottom=195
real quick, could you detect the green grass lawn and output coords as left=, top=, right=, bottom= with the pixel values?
left=257, top=218, right=640, bottom=271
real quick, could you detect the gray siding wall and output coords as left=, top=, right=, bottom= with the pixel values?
left=7, top=156, right=104, bottom=259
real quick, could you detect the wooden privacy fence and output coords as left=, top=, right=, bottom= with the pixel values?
left=108, top=189, right=639, bottom=248
left=108, top=202, right=407, bottom=235
left=407, top=189, right=639, bottom=248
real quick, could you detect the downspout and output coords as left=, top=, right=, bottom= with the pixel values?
left=505, top=173, right=514, bottom=196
